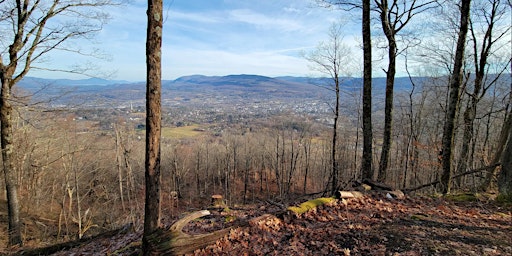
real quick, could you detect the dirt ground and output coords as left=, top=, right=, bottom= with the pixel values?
left=2, top=194, right=512, bottom=255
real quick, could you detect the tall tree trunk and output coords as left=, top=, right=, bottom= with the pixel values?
left=378, top=0, right=397, bottom=183
left=143, top=0, right=163, bottom=254
left=440, top=0, right=471, bottom=194
left=456, top=100, right=476, bottom=180
left=457, top=0, right=499, bottom=184
left=457, top=0, right=502, bottom=188
left=498, top=106, right=512, bottom=198
left=361, top=0, right=373, bottom=180
left=481, top=86, right=512, bottom=190
left=0, top=76, right=22, bottom=247
left=331, top=76, right=340, bottom=193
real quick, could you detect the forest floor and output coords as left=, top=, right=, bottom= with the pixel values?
left=2, top=193, right=512, bottom=255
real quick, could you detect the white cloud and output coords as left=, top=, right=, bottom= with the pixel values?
left=27, top=0, right=353, bottom=81
left=228, top=9, right=303, bottom=32
left=163, top=48, right=315, bottom=79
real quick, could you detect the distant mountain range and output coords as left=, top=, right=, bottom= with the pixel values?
left=18, top=76, right=130, bottom=88
left=17, top=74, right=430, bottom=107
left=19, top=74, right=425, bottom=90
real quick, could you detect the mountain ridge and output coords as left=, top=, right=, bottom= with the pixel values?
left=16, top=74, right=436, bottom=107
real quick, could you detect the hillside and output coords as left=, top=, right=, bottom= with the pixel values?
left=10, top=193, right=511, bottom=256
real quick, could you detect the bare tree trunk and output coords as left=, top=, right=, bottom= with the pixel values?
left=457, top=0, right=502, bottom=185
left=143, top=0, right=163, bottom=254
left=303, top=138, right=311, bottom=194
left=378, top=0, right=397, bottom=183
left=481, top=87, right=512, bottom=190
left=440, top=0, right=471, bottom=194
left=114, top=124, right=126, bottom=211
left=457, top=100, right=476, bottom=182
left=498, top=105, right=512, bottom=198
left=332, top=77, right=340, bottom=193
left=361, top=0, right=373, bottom=180
left=0, top=76, right=22, bottom=246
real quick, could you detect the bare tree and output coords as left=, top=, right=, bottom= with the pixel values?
left=440, top=0, right=472, bottom=194
left=317, top=0, right=438, bottom=182
left=498, top=101, right=512, bottom=198
left=361, top=0, right=373, bottom=180
left=0, top=0, right=117, bottom=246
left=142, top=0, right=163, bottom=254
left=456, top=0, right=511, bottom=181
left=375, top=0, right=438, bottom=182
left=480, top=81, right=512, bottom=190
left=304, top=23, right=353, bottom=194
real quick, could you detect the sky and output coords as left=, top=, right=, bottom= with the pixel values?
left=29, top=0, right=362, bottom=82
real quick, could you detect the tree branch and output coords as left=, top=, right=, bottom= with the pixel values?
left=404, top=163, right=502, bottom=192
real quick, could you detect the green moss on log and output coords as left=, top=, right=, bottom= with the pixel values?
left=288, top=197, right=336, bottom=215
left=445, top=193, right=479, bottom=202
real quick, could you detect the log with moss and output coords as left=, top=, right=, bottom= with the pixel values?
left=145, top=210, right=233, bottom=255
left=287, top=197, right=336, bottom=215
left=287, top=191, right=366, bottom=215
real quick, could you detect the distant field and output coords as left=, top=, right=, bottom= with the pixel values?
left=161, top=125, right=205, bottom=138
left=136, top=125, right=205, bottom=139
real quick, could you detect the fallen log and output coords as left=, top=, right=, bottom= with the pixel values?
left=335, top=191, right=364, bottom=199
left=146, top=210, right=233, bottom=255
left=287, top=197, right=336, bottom=215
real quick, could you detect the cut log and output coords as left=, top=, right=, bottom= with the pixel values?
left=334, top=191, right=364, bottom=199
left=386, top=190, right=405, bottom=199
left=146, top=210, right=232, bottom=255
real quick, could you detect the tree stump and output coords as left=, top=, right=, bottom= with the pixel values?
left=211, top=194, right=225, bottom=208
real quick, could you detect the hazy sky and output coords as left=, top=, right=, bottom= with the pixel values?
left=29, top=0, right=362, bottom=81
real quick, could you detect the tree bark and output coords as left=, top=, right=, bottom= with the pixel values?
left=440, top=0, right=471, bottom=194
left=377, top=0, right=397, bottom=183
left=361, top=0, right=373, bottom=180
left=498, top=108, right=512, bottom=198
left=143, top=0, right=163, bottom=254
left=0, top=76, right=22, bottom=247
left=497, top=61, right=512, bottom=197
left=480, top=88, right=511, bottom=191
left=331, top=75, right=340, bottom=194
left=457, top=0, right=501, bottom=184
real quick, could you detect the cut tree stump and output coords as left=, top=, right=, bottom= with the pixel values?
left=211, top=194, right=225, bottom=208
left=146, top=210, right=233, bottom=255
